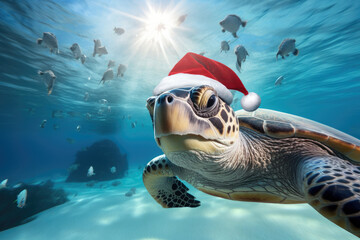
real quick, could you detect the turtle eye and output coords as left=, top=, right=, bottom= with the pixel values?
left=199, top=89, right=218, bottom=111
left=190, top=86, right=220, bottom=117
left=207, top=94, right=216, bottom=108
left=190, top=86, right=218, bottom=111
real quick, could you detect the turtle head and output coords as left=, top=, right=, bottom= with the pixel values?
left=146, top=85, right=239, bottom=156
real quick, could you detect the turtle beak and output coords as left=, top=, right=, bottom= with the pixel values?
left=154, top=92, right=187, bottom=138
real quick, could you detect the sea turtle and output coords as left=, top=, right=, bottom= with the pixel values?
left=143, top=85, right=360, bottom=237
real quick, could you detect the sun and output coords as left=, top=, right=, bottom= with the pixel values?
left=141, top=6, right=176, bottom=44
left=97, top=1, right=187, bottom=64
left=132, top=1, right=186, bottom=64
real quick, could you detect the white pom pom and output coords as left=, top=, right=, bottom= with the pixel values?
left=241, top=92, right=261, bottom=112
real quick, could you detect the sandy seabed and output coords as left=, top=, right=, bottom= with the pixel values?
left=0, top=169, right=357, bottom=240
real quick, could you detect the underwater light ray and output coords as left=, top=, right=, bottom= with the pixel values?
left=91, top=2, right=147, bottom=23
left=162, top=30, right=183, bottom=58
left=158, top=37, right=170, bottom=66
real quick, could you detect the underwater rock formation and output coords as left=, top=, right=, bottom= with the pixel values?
left=66, top=139, right=128, bottom=182
left=0, top=180, right=68, bottom=231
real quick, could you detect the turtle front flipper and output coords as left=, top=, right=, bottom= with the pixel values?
left=302, top=156, right=360, bottom=237
left=143, top=155, right=200, bottom=208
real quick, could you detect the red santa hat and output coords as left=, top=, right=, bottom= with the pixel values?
left=153, top=52, right=261, bottom=112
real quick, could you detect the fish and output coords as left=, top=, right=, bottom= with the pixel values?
left=0, top=179, right=8, bottom=189
left=107, top=106, right=111, bottom=113
left=125, top=187, right=136, bottom=197
left=84, top=92, right=89, bottom=101
left=67, top=111, right=81, bottom=117
left=93, top=39, right=108, bottom=57
left=80, top=54, right=86, bottom=64
left=114, top=27, right=125, bottom=35
left=87, top=166, right=95, bottom=177
left=131, top=122, right=136, bottom=128
left=117, top=64, right=127, bottom=78
left=219, top=14, right=247, bottom=38
left=97, top=46, right=108, bottom=56
left=66, top=138, right=75, bottom=144
left=70, top=43, right=86, bottom=64
left=276, top=38, right=299, bottom=60
left=110, top=166, right=116, bottom=173
left=27, top=107, right=35, bottom=115
left=111, top=180, right=121, bottom=186
left=177, top=14, right=187, bottom=26
left=275, top=75, right=284, bottom=85
left=220, top=41, right=230, bottom=52
left=40, top=119, right=47, bottom=128
left=37, top=32, right=59, bottom=54
left=17, top=189, right=27, bottom=208
left=52, top=110, right=64, bottom=118
left=108, top=60, right=115, bottom=68
left=98, top=108, right=105, bottom=115
left=38, top=70, right=56, bottom=95
left=76, top=125, right=81, bottom=132
left=99, top=69, right=114, bottom=84
left=86, top=181, right=96, bottom=187
left=125, top=191, right=133, bottom=197
left=234, top=45, right=249, bottom=72
left=99, top=99, right=108, bottom=105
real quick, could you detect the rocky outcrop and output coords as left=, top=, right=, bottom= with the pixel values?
left=66, top=139, right=128, bottom=182
left=0, top=180, right=68, bottom=231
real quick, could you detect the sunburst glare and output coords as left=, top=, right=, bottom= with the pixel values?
left=141, top=5, right=176, bottom=44
left=92, top=1, right=189, bottom=65
left=132, top=1, right=187, bottom=64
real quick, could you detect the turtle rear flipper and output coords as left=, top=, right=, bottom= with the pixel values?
left=303, top=156, right=360, bottom=237
left=143, top=155, right=200, bottom=208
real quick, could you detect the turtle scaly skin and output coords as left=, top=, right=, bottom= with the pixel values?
left=143, top=85, right=360, bottom=237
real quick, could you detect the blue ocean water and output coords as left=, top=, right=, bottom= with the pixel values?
left=0, top=0, right=359, bottom=238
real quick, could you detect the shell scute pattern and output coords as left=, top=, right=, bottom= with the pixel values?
left=236, top=109, right=360, bottom=162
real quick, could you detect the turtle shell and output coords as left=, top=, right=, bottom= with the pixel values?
left=236, top=108, right=360, bottom=162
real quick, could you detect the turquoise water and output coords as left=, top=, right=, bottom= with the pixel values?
left=0, top=0, right=359, bottom=239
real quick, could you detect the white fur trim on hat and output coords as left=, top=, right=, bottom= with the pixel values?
left=241, top=92, right=261, bottom=112
left=153, top=73, right=234, bottom=104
